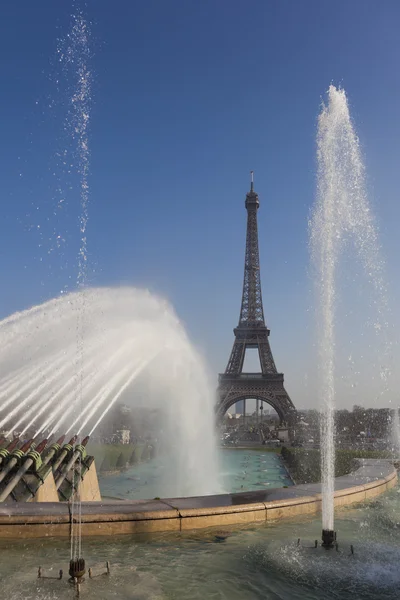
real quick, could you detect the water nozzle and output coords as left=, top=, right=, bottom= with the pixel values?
left=69, top=557, right=86, bottom=581
left=35, top=439, right=49, bottom=454
left=321, top=529, right=337, bottom=548
left=7, top=438, right=20, bottom=452
left=20, top=439, right=35, bottom=454
left=81, top=436, right=90, bottom=447
left=56, top=435, right=66, bottom=446
left=68, top=435, right=78, bottom=446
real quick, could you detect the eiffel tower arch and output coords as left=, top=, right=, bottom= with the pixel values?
left=217, top=173, right=296, bottom=424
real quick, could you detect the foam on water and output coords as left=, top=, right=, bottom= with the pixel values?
left=254, top=539, right=400, bottom=599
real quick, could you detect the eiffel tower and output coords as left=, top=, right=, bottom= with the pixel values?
left=217, top=173, right=296, bottom=423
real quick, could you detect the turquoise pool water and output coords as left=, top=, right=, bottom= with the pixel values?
left=98, top=449, right=293, bottom=500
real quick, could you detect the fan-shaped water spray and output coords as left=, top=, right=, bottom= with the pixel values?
left=310, top=85, right=390, bottom=533
left=0, top=286, right=221, bottom=497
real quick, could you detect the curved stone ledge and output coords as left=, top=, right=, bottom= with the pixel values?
left=0, top=459, right=396, bottom=538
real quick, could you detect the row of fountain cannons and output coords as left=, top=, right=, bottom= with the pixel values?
left=0, top=435, right=101, bottom=503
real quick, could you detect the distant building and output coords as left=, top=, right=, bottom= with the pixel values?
left=276, top=427, right=290, bottom=443
left=116, top=429, right=130, bottom=444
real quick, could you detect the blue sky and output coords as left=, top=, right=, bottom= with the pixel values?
left=1, top=1, right=400, bottom=409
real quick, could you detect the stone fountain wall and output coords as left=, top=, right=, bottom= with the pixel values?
left=0, top=459, right=396, bottom=538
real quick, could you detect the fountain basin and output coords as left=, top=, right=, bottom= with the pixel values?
left=0, top=459, right=396, bottom=538
left=97, top=448, right=294, bottom=499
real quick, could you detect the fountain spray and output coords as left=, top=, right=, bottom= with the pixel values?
left=310, top=85, right=389, bottom=547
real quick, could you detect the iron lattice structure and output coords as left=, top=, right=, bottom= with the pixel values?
left=217, top=175, right=296, bottom=422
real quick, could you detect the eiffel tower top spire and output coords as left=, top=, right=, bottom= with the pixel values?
left=238, top=171, right=265, bottom=328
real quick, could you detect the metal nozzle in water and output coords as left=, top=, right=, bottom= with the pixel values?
left=37, top=555, right=110, bottom=592
left=69, top=558, right=86, bottom=582
left=321, top=529, right=337, bottom=548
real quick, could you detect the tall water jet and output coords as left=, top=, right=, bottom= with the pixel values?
left=57, top=7, right=92, bottom=564
left=391, top=408, right=400, bottom=456
left=310, top=85, right=389, bottom=538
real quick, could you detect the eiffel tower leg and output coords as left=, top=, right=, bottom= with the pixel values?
left=225, top=341, right=246, bottom=376
left=217, top=376, right=296, bottom=425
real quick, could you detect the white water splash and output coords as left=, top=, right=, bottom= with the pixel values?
left=0, top=286, right=221, bottom=497
left=310, top=85, right=390, bottom=531
left=391, top=408, right=400, bottom=455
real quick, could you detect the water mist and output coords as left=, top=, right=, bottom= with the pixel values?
left=310, top=86, right=389, bottom=533
left=391, top=408, right=400, bottom=456
left=0, top=286, right=220, bottom=498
